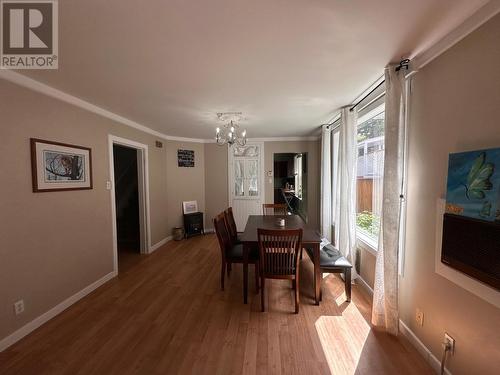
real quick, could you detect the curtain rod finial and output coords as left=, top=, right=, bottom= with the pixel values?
left=396, top=58, right=411, bottom=72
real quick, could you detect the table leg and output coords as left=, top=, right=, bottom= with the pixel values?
left=243, top=242, right=249, bottom=304
left=313, top=243, right=320, bottom=305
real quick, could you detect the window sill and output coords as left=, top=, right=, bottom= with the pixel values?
left=357, top=230, right=378, bottom=256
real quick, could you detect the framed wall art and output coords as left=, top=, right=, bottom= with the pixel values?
left=182, top=200, right=198, bottom=214
left=30, top=138, right=93, bottom=192
left=178, top=149, right=195, bottom=167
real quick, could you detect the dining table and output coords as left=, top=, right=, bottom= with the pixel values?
left=239, top=214, right=323, bottom=305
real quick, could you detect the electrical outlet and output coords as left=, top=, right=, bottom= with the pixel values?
left=14, top=300, right=24, bottom=315
left=444, top=332, right=455, bottom=355
left=416, top=308, right=424, bottom=326
left=106, top=181, right=112, bottom=190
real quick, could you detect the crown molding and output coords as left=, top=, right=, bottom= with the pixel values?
left=247, top=136, right=319, bottom=142
left=412, top=0, right=500, bottom=70
left=203, top=136, right=319, bottom=144
left=0, top=70, right=209, bottom=143
left=342, top=1, right=500, bottom=115
left=203, top=136, right=320, bottom=143
left=0, top=70, right=320, bottom=144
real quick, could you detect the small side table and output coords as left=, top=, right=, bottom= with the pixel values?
left=183, top=212, right=204, bottom=238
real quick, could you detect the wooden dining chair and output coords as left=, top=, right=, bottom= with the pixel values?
left=224, top=207, right=240, bottom=244
left=258, top=228, right=303, bottom=313
left=213, top=213, right=259, bottom=292
left=262, top=203, right=287, bottom=216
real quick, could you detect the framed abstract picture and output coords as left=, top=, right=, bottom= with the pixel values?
left=445, top=147, right=500, bottom=222
left=30, top=138, right=93, bottom=192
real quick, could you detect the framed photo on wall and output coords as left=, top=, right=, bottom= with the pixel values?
left=182, top=200, right=198, bottom=214
left=30, top=138, right=93, bottom=192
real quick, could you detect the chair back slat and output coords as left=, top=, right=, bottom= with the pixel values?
left=262, top=203, right=287, bottom=216
left=258, top=228, right=302, bottom=276
left=224, top=207, right=238, bottom=243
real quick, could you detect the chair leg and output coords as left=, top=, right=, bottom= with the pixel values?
left=227, top=262, right=232, bottom=277
left=294, top=276, right=300, bottom=314
left=292, top=279, right=296, bottom=290
left=260, top=276, right=266, bottom=312
left=345, top=268, right=352, bottom=302
left=255, top=263, right=260, bottom=292
left=220, top=262, right=226, bottom=291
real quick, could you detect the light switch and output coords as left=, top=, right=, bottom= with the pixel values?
left=106, top=181, right=112, bottom=190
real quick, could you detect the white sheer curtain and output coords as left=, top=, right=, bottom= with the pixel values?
left=335, top=107, right=358, bottom=278
left=372, top=65, right=407, bottom=335
left=320, top=124, right=332, bottom=241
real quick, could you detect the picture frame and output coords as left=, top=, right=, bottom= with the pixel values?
left=178, top=149, right=195, bottom=167
left=182, top=200, right=198, bottom=214
left=445, top=147, right=500, bottom=222
left=30, top=138, right=93, bottom=192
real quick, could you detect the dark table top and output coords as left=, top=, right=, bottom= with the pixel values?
left=240, top=215, right=322, bottom=244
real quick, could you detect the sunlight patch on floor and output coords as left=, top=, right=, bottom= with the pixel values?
left=315, top=303, right=371, bottom=375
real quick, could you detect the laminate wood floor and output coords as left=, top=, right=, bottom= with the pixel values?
left=0, top=234, right=434, bottom=375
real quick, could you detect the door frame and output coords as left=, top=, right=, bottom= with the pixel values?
left=227, top=142, right=265, bottom=227
left=108, top=135, right=151, bottom=273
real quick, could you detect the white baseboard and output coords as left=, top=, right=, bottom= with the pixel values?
left=355, top=278, right=448, bottom=374
left=149, top=236, right=172, bottom=253
left=356, top=275, right=374, bottom=297
left=0, top=270, right=117, bottom=352
left=399, top=320, right=451, bottom=375
left=204, top=228, right=215, bottom=234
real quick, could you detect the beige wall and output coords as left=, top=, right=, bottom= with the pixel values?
left=264, top=140, right=320, bottom=229
left=202, top=141, right=321, bottom=229
left=356, top=15, right=500, bottom=373
left=0, top=78, right=320, bottom=344
left=0, top=79, right=206, bottom=341
left=204, top=143, right=228, bottom=226
left=166, top=141, right=206, bottom=229
left=400, top=14, right=500, bottom=374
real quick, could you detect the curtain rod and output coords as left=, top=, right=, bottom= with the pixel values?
left=349, top=59, right=410, bottom=112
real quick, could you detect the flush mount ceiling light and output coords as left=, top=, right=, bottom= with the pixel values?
left=215, top=112, right=247, bottom=146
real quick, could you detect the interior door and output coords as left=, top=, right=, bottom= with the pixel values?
left=228, top=143, right=264, bottom=230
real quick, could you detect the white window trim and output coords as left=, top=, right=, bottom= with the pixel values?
left=357, top=103, right=385, bottom=124
left=355, top=101, right=386, bottom=254
left=357, top=228, right=378, bottom=256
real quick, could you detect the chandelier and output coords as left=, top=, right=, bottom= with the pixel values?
left=215, top=112, right=247, bottom=146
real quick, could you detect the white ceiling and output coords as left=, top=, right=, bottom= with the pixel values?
left=22, top=0, right=489, bottom=139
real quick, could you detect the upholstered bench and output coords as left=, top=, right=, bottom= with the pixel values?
left=304, top=244, right=352, bottom=302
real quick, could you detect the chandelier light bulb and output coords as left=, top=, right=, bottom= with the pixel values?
left=214, top=113, right=247, bottom=146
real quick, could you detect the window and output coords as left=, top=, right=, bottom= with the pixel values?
left=294, top=154, right=303, bottom=200
left=233, top=145, right=260, bottom=198
left=356, top=104, right=385, bottom=249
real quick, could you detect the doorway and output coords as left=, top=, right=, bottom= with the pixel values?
left=273, top=153, right=308, bottom=222
left=109, top=135, right=150, bottom=273
left=228, top=142, right=265, bottom=230
left=113, top=145, right=140, bottom=263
